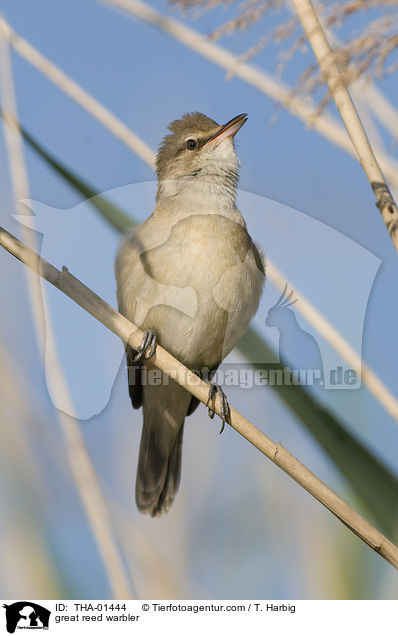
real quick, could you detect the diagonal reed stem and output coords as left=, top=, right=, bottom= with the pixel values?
left=2, top=11, right=398, bottom=422
left=292, top=0, right=398, bottom=251
left=0, top=17, right=154, bottom=169
left=98, top=0, right=398, bottom=189
left=0, top=17, right=133, bottom=599
left=1, top=224, right=397, bottom=569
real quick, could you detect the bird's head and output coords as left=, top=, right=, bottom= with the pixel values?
left=155, top=112, right=247, bottom=203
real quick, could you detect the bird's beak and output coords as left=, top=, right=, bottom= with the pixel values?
left=205, top=113, right=248, bottom=147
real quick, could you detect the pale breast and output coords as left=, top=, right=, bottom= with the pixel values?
left=116, top=211, right=265, bottom=369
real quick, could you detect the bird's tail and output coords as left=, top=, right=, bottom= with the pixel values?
left=136, top=374, right=192, bottom=516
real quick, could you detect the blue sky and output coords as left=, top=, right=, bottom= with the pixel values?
left=1, top=0, right=398, bottom=598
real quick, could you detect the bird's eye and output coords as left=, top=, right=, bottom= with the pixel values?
left=186, top=139, right=198, bottom=151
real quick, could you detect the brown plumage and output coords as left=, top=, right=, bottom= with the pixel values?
left=156, top=113, right=218, bottom=182
left=115, top=112, right=265, bottom=516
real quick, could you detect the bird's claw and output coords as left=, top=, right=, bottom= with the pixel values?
left=131, top=330, right=158, bottom=363
left=206, top=382, right=231, bottom=434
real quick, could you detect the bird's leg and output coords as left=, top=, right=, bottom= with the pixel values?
left=206, top=382, right=231, bottom=434
left=131, top=330, right=158, bottom=363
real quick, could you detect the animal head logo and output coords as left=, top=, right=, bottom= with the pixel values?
left=2, top=602, right=50, bottom=633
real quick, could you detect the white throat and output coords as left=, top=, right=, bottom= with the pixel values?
left=157, top=138, right=240, bottom=214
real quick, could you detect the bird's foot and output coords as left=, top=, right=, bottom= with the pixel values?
left=131, top=330, right=158, bottom=363
left=206, top=382, right=231, bottom=434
